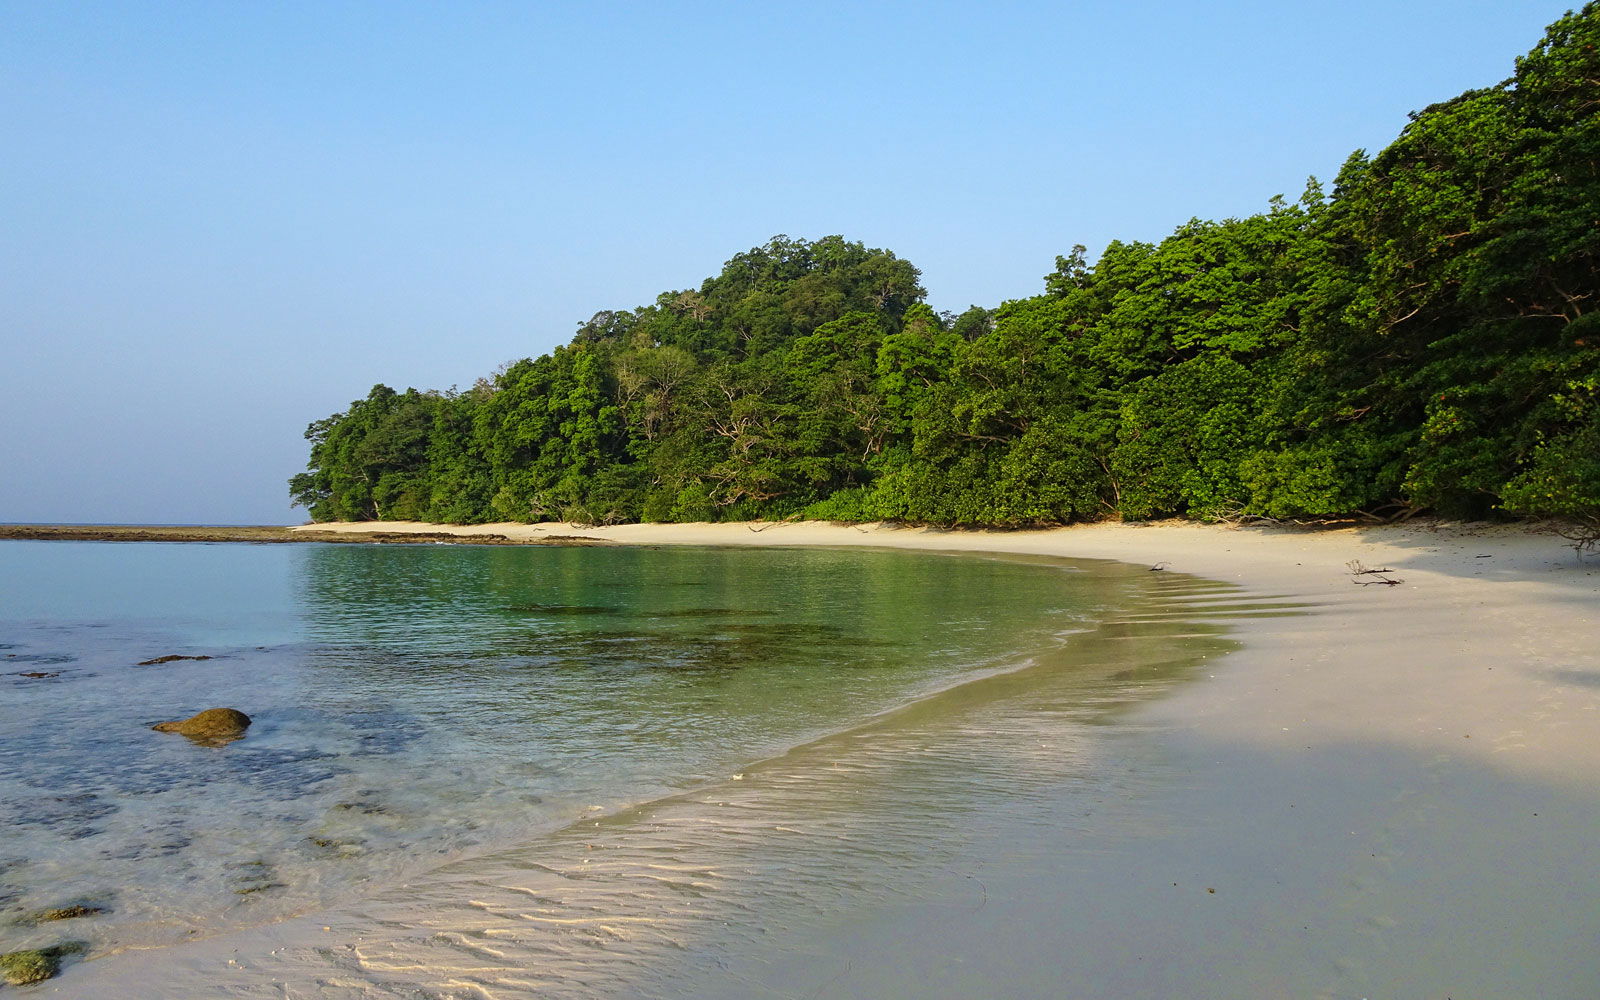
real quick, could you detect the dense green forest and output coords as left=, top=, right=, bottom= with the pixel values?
left=291, top=6, right=1598, bottom=533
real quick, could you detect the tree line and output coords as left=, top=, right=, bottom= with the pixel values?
left=291, top=5, right=1598, bottom=532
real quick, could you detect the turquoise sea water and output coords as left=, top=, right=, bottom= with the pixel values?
left=0, top=540, right=1139, bottom=958
left=14, top=540, right=1596, bottom=1000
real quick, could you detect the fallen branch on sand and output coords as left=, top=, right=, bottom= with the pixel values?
left=1552, top=517, right=1600, bottom=557
left=1347, top=559, right=1404, bottom=586
left=748, top=514, right=802, bottom=533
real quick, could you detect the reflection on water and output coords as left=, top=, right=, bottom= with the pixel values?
left=52, top=571, right=1284, bottom=999
left=0, top=541, right=1140, bottom=962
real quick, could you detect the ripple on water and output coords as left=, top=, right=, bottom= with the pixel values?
left=58, top=569, right=1316, bottom=999
left=1, top=543, right=1225, bottom=976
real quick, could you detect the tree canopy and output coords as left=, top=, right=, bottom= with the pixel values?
left=292, top=6, right=1600, bottom=533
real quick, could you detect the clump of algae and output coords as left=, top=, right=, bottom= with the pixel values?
left=1, top=941, right=87, bottom=985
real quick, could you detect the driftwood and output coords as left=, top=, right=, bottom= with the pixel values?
left=1553, top=517, right=1600, bottom=557
left=1210, top=501, right=1427, bottom=529
left=747, top=514, right=803, bottom=533
left=1347, top=559, right=1404, bottom=586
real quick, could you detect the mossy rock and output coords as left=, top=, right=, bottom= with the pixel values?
left=28, top=903, right=106, bottom=923
left=0, top=942, right=86, bottom=985
left=151, top=708, right=251, bottom=744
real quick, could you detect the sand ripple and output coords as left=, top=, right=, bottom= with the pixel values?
left=50, top=575, right=1309, bottom=998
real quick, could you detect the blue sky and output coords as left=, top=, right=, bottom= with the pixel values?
left=1, top=0, right=1573, bottom=523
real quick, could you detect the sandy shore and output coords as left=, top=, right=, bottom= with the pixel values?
left=293, top=517, right=1600, bottom=788
left=46, top=518, right=1600, bottom=997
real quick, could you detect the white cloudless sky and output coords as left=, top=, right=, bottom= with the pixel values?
left=0, top=0, right=1573, bottom=523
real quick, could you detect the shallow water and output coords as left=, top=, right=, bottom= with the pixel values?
left=0, top=540, right=1140, bottom=959
left=15, top=540, right=1593, bottom=1000
left=33, top=563, right=1306, bottom=1000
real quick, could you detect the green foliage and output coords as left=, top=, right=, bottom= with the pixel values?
left=291, top=5, right=1600, bottom=532
left=1500, top=371, right=1600, bottom=521
left=1289, top=4, right=1600, bottom=519
left=1114, top=356, right=1259, bottom=519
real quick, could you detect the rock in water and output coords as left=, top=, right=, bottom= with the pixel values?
left=0, top=949, right=55, bottom=985
left=152, top=708, right=252, bottom=743
left=28, top=904, right=107, bottom=923
left=24, top=902, right=106, bottom=921
left=0, top=943, right=85, bottom=985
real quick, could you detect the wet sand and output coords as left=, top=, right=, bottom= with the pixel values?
left=295, top=518, right=1600, bottom=788
left=41, top=519, right=1600, bottom=998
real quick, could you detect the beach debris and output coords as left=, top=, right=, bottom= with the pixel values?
left=1553, top=516, right=1600, bottom=557
left=0, top=942, right=86, bottom=985
left=151, top=707, right=251, bottom=744
left=136, top=654, right=214, bottom=666
left=1149, top=561, right=1170, bottom=571
left=748, top=514, right=803, bottom=533
left=1346, top=560, right=1403, bottom=586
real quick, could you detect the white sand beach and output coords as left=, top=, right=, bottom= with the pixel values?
left=50, top=519, right=1600, bottom=998
left=296, top=518, right=1600, bottom=786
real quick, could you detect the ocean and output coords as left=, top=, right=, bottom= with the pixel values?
left=1, top=538, right=1233, bottom=980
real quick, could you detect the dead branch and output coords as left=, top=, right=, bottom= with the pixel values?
left=1347, top=559, right=1403, bottom=585
left=1552, top=517, right=1600, bottom=557
left=747, top=513, right=802, bottom=533
left=1345, top=560, right=1397, bottom=575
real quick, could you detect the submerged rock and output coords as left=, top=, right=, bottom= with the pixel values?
left=28, top=903, right=106, bottom=922
left=0, top=949, right=53, bottom=986
left=5, top=792, right=118, bottom=839
left=226, top=859, right=285, bottom=896
left=151, top=707, right=251, bottom=744
left=305, top=834, right=367, bottom=857
left=0, top=942, right=86, bottom=985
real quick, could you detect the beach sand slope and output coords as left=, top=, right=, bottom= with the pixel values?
left=48, top=519, right=1599, bottom=999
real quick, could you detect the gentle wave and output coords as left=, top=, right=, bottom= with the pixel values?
left=45, top=569, right=1315, bottom=998
left=2, top=542, right=1142, bottom=967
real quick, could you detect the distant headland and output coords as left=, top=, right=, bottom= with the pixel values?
left=0, top=524, right=612, bottom=545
